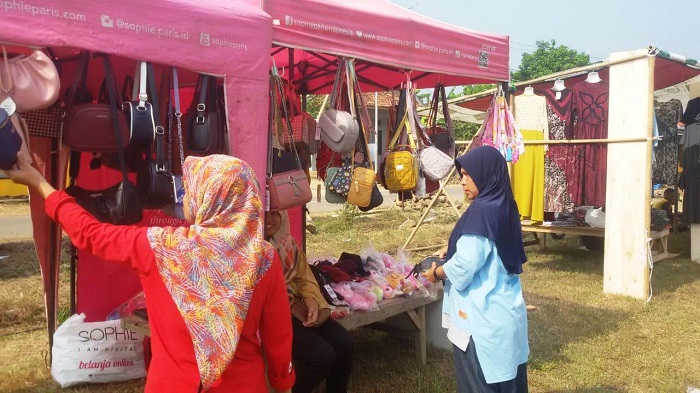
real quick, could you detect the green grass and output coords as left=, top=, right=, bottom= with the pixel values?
left=1, top=204, right=699, bottom=392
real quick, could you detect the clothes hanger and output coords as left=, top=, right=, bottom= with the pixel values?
left=551, top=79, right=566, bottom=92
left=585, top=71, right=602, bottom=84
left=523, top=86, right=534, bottom=96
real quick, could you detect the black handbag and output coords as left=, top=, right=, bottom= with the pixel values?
left=0, top=108, right=23, bottom=170
left=185, top=74, right=225, bottom=156
left=122, top=62, right=156, bottom=146
left=136, top=63, right=172, bottom=208
left=358, top=184, right=384, bottom=212
left=65, top=55, right=143, bottom=225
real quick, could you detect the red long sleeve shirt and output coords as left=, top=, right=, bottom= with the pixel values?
left=46, top=191, right=295, bottom=392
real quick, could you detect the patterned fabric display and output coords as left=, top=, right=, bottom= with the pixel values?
left=329, top=157, right=352, bottom=196
left=20, top=107, right=61, bottom=138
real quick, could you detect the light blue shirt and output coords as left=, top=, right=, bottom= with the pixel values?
left=442, top=234, right=529, bottom=384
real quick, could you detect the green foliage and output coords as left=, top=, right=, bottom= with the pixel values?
left=303, top=94, right=327, bottom=118
left=511, top=39, right=591, bottom=82
left=461, top=83, right=496, bottom=97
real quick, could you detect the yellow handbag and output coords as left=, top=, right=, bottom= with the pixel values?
left=383, top=113, right=418, bottom=192
left=347, top=166, right=376, bottom=207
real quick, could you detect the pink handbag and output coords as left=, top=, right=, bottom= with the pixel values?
left=0, top=47, right=60, bottom=113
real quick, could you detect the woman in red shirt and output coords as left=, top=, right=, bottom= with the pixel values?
left=4, top=153, right=295, bottom=393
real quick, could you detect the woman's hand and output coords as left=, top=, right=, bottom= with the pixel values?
left=315, top=307, right=331, bottom=327
left=435, top=246, right=448, bottom=259
left=290, top=302, right=307, bottom=323
left=302, top=297, right=319, bottom=327
left=1, top=152, right=55, bottom=198
left=421, top=262, right=441, bottom=283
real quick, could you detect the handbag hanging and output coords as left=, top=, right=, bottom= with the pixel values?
left=122, top=61, right=156, bottom=146
left=426, top=84, right=456, bottom=158
left=65, top=54, right=143, bottom=225
left=0, top=108, right=24, bottom=170
left=344, top=60, right=379, bottom=208
left=413, top=86, right=454, bottom=182
left=324, top=166, right=347, bottom=204
left=318, top=60, right=359, bottom=154
left=160, top=68, right=187, bottom=219
left=184, top=74, right=226, bottom=156
left=0, top=46, right=60, bottom=113
left=280, top=83, right=317, bottom=154
left=384, top=105, right=418, bottom=192
left=136, top=63, right=173, bottom=208
left=63, top=51, right=130, bottom=152
left=266, top=69, right=312, bottom=212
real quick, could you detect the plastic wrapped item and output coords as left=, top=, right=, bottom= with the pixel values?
left=106, top=291, right=146, bottom=321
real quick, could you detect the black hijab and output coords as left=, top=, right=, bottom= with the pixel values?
left=446, top=146, right=527, bottom=274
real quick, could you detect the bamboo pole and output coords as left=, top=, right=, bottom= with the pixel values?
left=448, top=52, right=651, bottom=106
left=522, top=137, right=655, bottom=145
left=405, top=243, right=447, bottom=252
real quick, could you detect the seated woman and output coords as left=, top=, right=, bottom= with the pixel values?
left=265, top=210, right=355, bottom=393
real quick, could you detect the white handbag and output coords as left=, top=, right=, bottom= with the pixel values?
left=318, top=108, right=359, bottom=154
left=419, top=146, right=454, bottom=181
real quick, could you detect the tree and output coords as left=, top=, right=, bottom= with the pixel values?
left=511, top=39, right=590, bottom=82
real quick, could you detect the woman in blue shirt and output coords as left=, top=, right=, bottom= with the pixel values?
left=424, top=146, right=529, bottom=392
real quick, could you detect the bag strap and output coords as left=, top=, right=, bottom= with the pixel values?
left=172, top=68, right=185, bottom=168
left=267, top=75, right=275, bottom=177
left=121, top=75, right=134, bottom=103
left=350, top=63, right=376, bottom=171
left=439, top=85, right=453, bottom=133
left=197, top=74, right=208, bottom=115
left=387, top=110, right=415, bottom=152
left=272, top=68, right=304, bottom=171
left=101, top=54, right=129, bottom=182
left=64, top=51, right=90, bottom=108
left=147, top=63, right=166, bottom=173
left=134, top=62, right=148, bottom=109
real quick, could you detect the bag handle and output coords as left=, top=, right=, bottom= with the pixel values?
left=387, top=110, right=415, bottom=152
left=147, top=63, right=166, bottom=173
left=272, top=68, right=304, bottom=172
left=133, top=62, right=148, bottom=109
left=172, top=68, right=185, bottom=168
left=0, top=46, right=12, bottom=96
left=439, top=85, right=453, bottom=133
left=64, top=51, right=90, bottom=108
left=347, top=59, right=375, bottom=172
left=101, top=54, right=129, bottom=182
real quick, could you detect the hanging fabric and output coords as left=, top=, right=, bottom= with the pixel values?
left=472, top=92, right=525, bottom=163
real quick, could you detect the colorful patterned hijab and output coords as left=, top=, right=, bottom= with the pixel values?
left=147, top=155, right=274, bottom=389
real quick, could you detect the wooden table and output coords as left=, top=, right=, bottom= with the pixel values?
left=521, top=223, right=671, bottom=262
left=122, top=292, right=442, bottom=366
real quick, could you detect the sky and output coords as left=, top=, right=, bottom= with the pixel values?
left=389, top=0, right=700, bottom=73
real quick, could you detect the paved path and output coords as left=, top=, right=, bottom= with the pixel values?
left=0, top=215, right=34, bottom=242
left=0, top=184, right=465, bottom=241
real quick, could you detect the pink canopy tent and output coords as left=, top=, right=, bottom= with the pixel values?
left=263, top=0, right=510, bottom=93
left=260, top=0, right=510, bottom=244
left=0, top=0, right=273, bottom=344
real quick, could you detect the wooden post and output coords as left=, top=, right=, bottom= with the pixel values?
left=604, top=50, right=653, bottom=300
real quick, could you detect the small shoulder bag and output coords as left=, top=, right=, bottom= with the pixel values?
left=266, top=70, right=312, bottom=211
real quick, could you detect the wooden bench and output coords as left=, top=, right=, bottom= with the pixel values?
left=521, top=223, right=671, bottom=262
left=335, top=292, right=441, bottom=365
left=122, top=292, right=442, bottom=366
